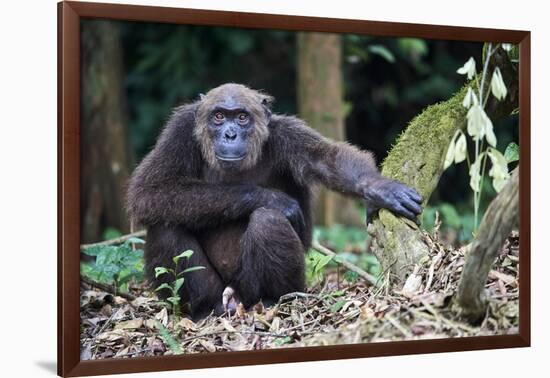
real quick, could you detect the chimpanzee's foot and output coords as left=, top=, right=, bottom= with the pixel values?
left=222, top=286, right=240, bottom=314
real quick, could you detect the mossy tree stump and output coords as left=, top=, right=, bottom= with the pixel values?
left=367, top=86, right=468, bottom=283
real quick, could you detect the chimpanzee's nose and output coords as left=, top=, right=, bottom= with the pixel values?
left=224, top=129, right=237, bottom=140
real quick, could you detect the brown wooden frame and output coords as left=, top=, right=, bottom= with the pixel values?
left=58, top=1, right=531, bottom=376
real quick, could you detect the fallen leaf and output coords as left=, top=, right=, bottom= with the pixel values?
left=360, top=305, right=375, bottom=320
left=131, top=296, right=154, bottom=308
left=199, top=339, right=216, bottom=353
left=144, top=319, right=159, bottom=329
left=149, top=337, right=166, bottom=355
left=269, top=317, right=280, bottom=332
left=342, top=300, right=362, bottom=312
left=176, top=317, right=197, bottom=331
left=236, top=303, right=246, bottom=318
left=114, top=318, right=143, bottom=330
left=265, top=307, right=278, bottom=322
left=96, top=329, right=128, bottom=343
left=100, top=304, right=113, bottom=317
left=221, top=318, right=236, bottom=332
left=155, top=307, right=168, bottom=326
left=489, top=270, right=516, bottom=286
left=113, top=296, right=127, bottom=305
left=401, top=269, right=422, bottom=298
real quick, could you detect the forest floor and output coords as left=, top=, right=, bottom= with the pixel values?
left=80, top=232, right=519, bottom=359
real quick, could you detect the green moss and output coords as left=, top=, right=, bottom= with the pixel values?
left=381, top=85, right=469, bottom=200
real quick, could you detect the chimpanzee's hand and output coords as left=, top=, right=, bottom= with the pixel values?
left=262, top=191, right=306, bottom=238
left=363, top=178, right=423, bottom=224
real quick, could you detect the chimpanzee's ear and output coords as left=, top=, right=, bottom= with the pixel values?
left=261, top=94, right=274, bottom=121
left=261, top=94, right=274, bottom=108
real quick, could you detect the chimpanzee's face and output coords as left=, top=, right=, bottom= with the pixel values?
left=195, top=83, right=271, bottom=171
left=207, top=101, right=254, bottom=165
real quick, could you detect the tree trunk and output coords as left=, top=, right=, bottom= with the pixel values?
left=367, top=46, right=519, bottom=283
left=81, top=20, right=133, bottom=242
left=297, top=32, right=362, bottom=227
left=367, top=85, right=469, bottom=282
left=456, top=168, right=519, bottom=322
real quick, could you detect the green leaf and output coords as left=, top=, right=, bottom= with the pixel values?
left=273, top=336, right=292, bottom=346
left=332, top=255, right=344, bottom=264
left=167, top=296, right=180, bottom=306
left=123, top=237, right=146, bottom=246
left=398, top=38, right=428, bottom=59
left=329, top=300, right=346, bottom=313
left=154, top=267, right=169, bottom=278
left=504, top=142, right=519, bottom=163
left=343, top=270, right=359, bottom=283
left=173, top=249, right=194, bottom=265
left=314, top=254, right=333, bottom=273
left=173, top=278, right=185, bottom=293
left=180, top=266, right=206, bottom=274
left=367, top=45, right=395, bottom=63
left=155, top=283, right=174, bottom=294
left=81, top=245, right=103, bottom=256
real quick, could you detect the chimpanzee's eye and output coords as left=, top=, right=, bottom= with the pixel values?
left=213, top=112, right=225, bottom=124
left=237, top=113, right=249, bottom=125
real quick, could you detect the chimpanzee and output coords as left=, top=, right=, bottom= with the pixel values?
left=127, top=83, right=422, bottom=320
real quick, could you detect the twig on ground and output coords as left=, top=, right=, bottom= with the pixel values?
left=424, top=249, right=443, bottom=293
left=312, top=241, right=379, bottom=286
left=80, top=276, right=137, bottom=301
left=276, top=292, right=321, bottom=305
left=80, top=230, right=147, bottom=250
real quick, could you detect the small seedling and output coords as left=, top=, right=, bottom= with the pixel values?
left=154, top=250, right=205, bottom=319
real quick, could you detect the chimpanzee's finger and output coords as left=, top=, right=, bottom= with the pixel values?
left=392, top=204, right=417, bottom=221
left=405, top=187, right=423, bottom=203
left=401, top=196, right=423, bottom=215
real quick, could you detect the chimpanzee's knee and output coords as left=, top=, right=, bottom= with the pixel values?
left=233, top=208, right=305, bottom=308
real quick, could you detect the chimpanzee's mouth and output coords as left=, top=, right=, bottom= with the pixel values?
left=216, top=154, right=246, bottom=162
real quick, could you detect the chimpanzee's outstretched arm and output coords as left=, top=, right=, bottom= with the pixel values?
left=270, top=115, right=423, bottom=222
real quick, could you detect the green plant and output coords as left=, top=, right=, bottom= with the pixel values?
left=80, top=237, right=145, bottom=294
left=305, top=249, right=334, bottom=286
left=307, top=224, right=382, bottom=286
left=305, top=249, right=381, bottom=287
left=154, top=250, right=205, bottom=319
left=156, top=321, right=183, bottom=355
left=444, top=43, right=519, bottom=231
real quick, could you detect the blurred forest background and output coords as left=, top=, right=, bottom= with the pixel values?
left=80, top=19, right=518, bottom=248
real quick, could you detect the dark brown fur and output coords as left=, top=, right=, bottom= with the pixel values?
left=127, top=83, right=422, bottom=320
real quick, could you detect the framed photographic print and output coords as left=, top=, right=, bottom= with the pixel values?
left=58, top=1, right=530, bottom=376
